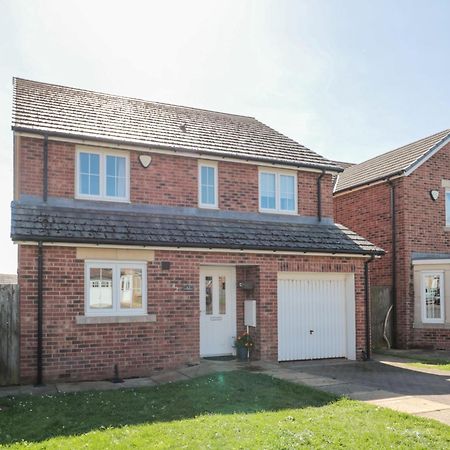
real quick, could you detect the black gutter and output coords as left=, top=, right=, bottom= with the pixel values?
left=317, top=170, right=325, bottom=221
left=388, top=179, right=397, bottom=348
left=364, top=255, right=375, bottom=360
left=43, top=135, right=48, bottom=202
left=12, top=127, right=343, bottom=174
left=36, top=241, right=44, bottom=386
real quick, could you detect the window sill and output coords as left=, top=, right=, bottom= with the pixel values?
left=198, top=205, right=219, bottom=210
left=413, top=321, right=449, bottom=329
left=75, top=195, right=131, bottom=204
left=76, top=314, right=156, bottom=325
left=258, top=209, right=298, bottom=216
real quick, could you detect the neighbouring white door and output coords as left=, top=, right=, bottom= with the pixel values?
left=200, top=266, right=236, bottom=357
left=278, top=272, right=356, bottom=361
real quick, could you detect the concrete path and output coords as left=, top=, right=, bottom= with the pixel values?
left=1, top=354, right=449, bottom=426
left=0, top=360, right=245, bottom=398
left=271, top=355, right=450, bottom=425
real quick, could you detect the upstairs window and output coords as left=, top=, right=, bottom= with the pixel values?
left=259, top=169, right=297, bottom=213
left=421, top=271, right=445, bottom=323
left=76, top=148, right=129, bottom=201
left=198, top=161, right=218, bottom=208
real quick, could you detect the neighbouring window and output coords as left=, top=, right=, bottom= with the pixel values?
left=77, top=149, right=129, bottom=201
left=421, top=271, right=444, bottom=323
left=198, top=162, right=218, bottom=208
left=259, top=170, right=297, bottom=213
left=446, top=189, right=450, bottom=226
left=85, top=261, right=146, bottom=316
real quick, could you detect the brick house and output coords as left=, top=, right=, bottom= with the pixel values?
left=11, top=78, right=382, bottom=384
left=334, top=129, right=450, bottom=350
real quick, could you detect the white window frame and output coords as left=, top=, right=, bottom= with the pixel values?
left=258, top=168, right=298, bottom=214
left=76, top=147, right=130, bottom=202
left=421, top=271, right=445, bottom=324
left=198, top=160, right=218, bottom=209
left=85, top=260, right=147, bottom=316
left=445, top=188, right=450, bottom=227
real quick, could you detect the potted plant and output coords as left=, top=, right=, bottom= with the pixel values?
left=234, top=332, right=254, bottom=361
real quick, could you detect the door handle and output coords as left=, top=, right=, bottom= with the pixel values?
left=309, top=330, right=314, bottom=335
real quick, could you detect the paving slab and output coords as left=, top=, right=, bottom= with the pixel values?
left=0, top=384, right=57, bottom=398
left=416, top=409, right=450, bottom=425
left=319, top=383, right=378, bottom=397
left=348, top=389, right=402, bottom=401
left=178, top=363, right=220, bottom=378
left=367, top=396, right=450, bottom=414
left=296, top=376, right=347, bottom=387
left=250, top=361, right=281, bottom=371
left=150, top=371, right=188, bottom=384
left=56, top=381, right=121, bottom=393
left=121, top=377, right=156, bottom=388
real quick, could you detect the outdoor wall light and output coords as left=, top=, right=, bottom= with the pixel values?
left=238, top=281, right=254, bottom=290
left=430, top=190, right=440, bottom=201
left=139, top=154, right=152, bottom=168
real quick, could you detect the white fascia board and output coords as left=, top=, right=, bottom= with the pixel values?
left=404, top=133, right=450, bottom=177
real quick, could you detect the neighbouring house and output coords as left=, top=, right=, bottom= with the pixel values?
left=334, top=129, right=450, bottom=351
left=10, top=78, right=382, bottom=384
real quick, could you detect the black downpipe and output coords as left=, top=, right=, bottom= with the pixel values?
left=317, top=170, right=325, bottom=222
left=43, top=135, right=48, bottom=202
left=388, top=179, right=397, bottom=348
left=36, top=242, right=44, bottom=386
left=364, top=255, right=375, bottom=360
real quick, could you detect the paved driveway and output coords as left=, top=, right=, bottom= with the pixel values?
left=268, top=354, right=450, bottom=425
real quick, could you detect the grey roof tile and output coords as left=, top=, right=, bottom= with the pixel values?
left=335, top=129, right=450, bottom=193
left=11, top=201, right=384, bottom=256
left=12, top=78, right=341, bottom=171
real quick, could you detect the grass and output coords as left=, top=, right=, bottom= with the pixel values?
left=379, top=351, right=450, bottom=372
left=0, top=371, right=449, bottom=449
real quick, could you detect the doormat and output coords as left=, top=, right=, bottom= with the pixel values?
left=203, top=356, right=236, bottom=361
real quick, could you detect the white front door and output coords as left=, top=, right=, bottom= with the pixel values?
left=200, top=266, right=236, bottom=357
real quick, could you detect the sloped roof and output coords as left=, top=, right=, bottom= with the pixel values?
left=12, top=78, right=341, bottom=172
left=11, top=200, right=384, bottom=256
left=335, top=129, right=450, bottom=193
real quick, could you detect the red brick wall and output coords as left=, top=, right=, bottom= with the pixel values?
left=334, top=181, right=396, bottom=288
left=18, top=136, right=44, bottom=197
left=18, top=244, right=366, bottom=383
left=17, top=136, right=334, bottom=218
left=401, top=142, right=450, bottom=349
left=334, top=142, right=450, bottom=350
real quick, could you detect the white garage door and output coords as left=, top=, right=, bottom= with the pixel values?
left=278, top=272, right=356, bottom=361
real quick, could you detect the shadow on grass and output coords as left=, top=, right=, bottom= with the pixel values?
left=0, top=370, right=337, bottom=445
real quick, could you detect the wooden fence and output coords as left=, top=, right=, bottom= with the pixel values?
left=370, top=286, right=393, bottom=350
left=0, top=284, right=19, bottom=385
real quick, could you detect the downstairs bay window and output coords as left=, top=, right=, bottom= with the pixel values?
left=85, top=261, right=147, bottom=316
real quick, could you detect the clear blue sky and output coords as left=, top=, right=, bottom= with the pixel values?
left=1, top=0, right=449, bottom=272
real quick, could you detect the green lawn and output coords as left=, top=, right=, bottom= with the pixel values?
left=380, top=352, right=450, bottom=372
left=0, top=371, right=449, bottom=449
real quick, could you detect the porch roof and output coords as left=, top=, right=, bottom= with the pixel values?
left=11, top=200, right=384, bottom=256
